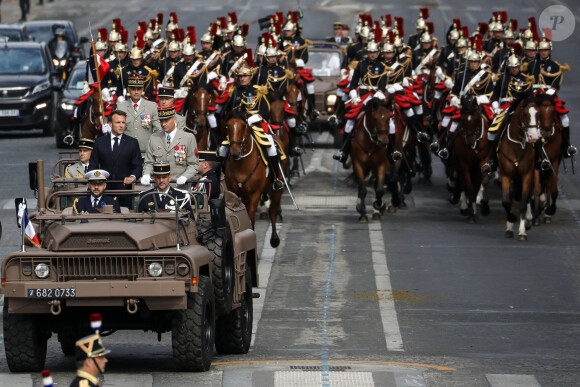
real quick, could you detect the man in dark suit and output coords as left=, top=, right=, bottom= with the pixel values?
left=89, top=110, right=142, bottom=190
left=73, top=170, right=121, bottom=214
left=138, top=161, right=192, bottom=215
left=326, top=22, right=345, bottom=44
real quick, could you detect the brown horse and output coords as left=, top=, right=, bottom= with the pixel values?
left=498, top=94, right=540, bottom=240
left=351, top=97, right=392, bottom=222
left=185, top=87, right=214, bottom=150
left=451, top=95, right=490, bottom=223
left=79, top=87, right=106, bottom=141
left=223, top=113, right=286, bottom=247
left=531, top=93, right=560, bottom=225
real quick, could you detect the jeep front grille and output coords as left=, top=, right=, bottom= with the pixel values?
left=55, top=256, right=143, bottom=281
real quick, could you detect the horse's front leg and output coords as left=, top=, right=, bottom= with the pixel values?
left=353, top=162, right=368, bottom=223
left=517, top=172, right=534, bottom=241
left=372, top=161, right=387, bottom=220
left=268, top=189, right=282, bottom=248
left=544, top=168, right=559, bottom=223
left=501, top=174, right=516, bottom=238
left=531, top=169, right=542, bottom=226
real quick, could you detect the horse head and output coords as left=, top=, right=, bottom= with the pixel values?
left=513, top=94, right=541, bottom=144
left=284, top=82, right=301, bottom=115
left=459, top=95, right=483, bottom=149
left=186, top=86, right=211, bottom=131
left=225, top=112, right=250, bottom=160
left=535, top=92, right=556, bottom=134
left=364, top=96, right=391, bottom=147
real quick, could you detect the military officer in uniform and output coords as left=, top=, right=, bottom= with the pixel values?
left=117, top=76, right=161, bottom=152
left=172, top=42, right=200, bottom=90
left=194, top=150, right=220, bottom=200
left=280, top=15, right=309, bottom=64
left=141, top=105, right=199, bottom=189
left=158, top=86, right=186, bottom=130
left=65, top=138, right=94, bottom=178
left=121, top=42, right=158, bottom=100
left=158, top=39, right=182, bottom=86
left=108, top=42, right=130, bottom=99
left=408, top=13, right=428, bottom=50
left=70, top=323, right=110, bottom=386
left=138, top=161, right=193, bottom=214
left=73, top=170, right=121, bottom=214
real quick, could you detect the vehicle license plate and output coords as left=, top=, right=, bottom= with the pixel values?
left=27, top=288, right=76, bottom=298
left=0, top=109, right=19, bottom=117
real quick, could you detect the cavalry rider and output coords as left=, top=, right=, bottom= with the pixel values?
left=221, top=32, right=249, bottom=78
left=438, top=23, right=460, bottom=76
left=172, top=41, right=200, bottom=90
left=483, top=16, right=505, bottom=55
left=218, top=65, right=284, bottom=191
left=279, top=13, right=309, bottom=65
left=407, top=11, right=428, bottom=50
left=491, top=27, right=516, bottom=74
left=121, top=40, right=158, bottom=101
left=523, top=35, right=576, bottom=158
left=437, top=47, right=494, bottom=164
left=333, top=40, right=388, bottom=164
left=521, top=39, right=538, bottom=69
left=108, top=42, right=129, bottom=100
left=158, top=39, right=182, bottom=86
left=489, top=50, right=533, bottom=171
left=254, top=45, right=289, bottom=99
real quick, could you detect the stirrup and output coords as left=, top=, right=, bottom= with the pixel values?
left=481, top=163, right=491, bottom=174
left=309, top=109, right=320, bottom=121
left=272, top=179, right=284, bottom=191
left=328, top=115, right=338, bottom=128
left=429, top=141, right=440, bottom=153
left=567, top=145, right=578, bottom=156
left=333, top=151, right=347, bottom=163
left=417, top=131, right=430, bottom=143
left=392, top=150, right=402, bottom=161
left=290, top=146, right=304, bottom=156
left=540, top=159, right=551, bottom=171
left=438, top=148, right=449, bottom=160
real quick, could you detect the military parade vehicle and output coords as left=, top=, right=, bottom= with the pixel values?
left=1, top=158, right=258, bottom=372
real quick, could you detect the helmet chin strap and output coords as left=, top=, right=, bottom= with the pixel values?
left=92, top=357, right=104, bottom=375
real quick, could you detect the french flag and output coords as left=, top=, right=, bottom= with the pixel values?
left=87, top=44, right=109, bottom=86
left=18, top=203, right=40, bottom=248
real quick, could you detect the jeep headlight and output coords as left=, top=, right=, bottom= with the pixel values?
left=34, top=263, right=50, bottom=279
left=326, top=94, right=337, bottom=106
left=52, top=58, right=59, bottom=66
left=61, top=101, right=75, bottom=111
left=60, top=59, right=67, bottom=67
left=32, top=81, right=50, bottom=95
left=148, top=262, right=163, bottom=277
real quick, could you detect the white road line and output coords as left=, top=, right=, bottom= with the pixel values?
left=250, top=223, right=281, bottom=348
left=465, top=12, right=477, bottom=24
left=486, top=374, right=541, bottom=387
left=368, top=222, right=404, bottom=351
left=0, top=374, right=32, bottom=387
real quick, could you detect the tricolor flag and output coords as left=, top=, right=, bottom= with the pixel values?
left=18, top=203, right=40, bottom=248
left=87, top=44, right=109, bottom=86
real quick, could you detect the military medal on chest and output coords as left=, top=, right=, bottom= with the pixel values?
left=174, top=145, right=186, bottom=164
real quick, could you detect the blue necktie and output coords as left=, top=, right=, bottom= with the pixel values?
left=166, top=134, right=171, bottom=146
left=113, top=136, right=119, bottom=154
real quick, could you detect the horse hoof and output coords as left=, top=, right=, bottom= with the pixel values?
left=372, top=213, right=381, bottom=221
left=277, top=214, right=284, bottom=223
left=259, top=212, right=269, bottom=220
left=525, top=220, right=532, bottom=231
left=270, top=235, right=280, bottom=248
left=388, top=205, right=397, bottom=213
left=532, top=218, right=541, bottom=227
left=544, top=216, right=552, bottom=224
left=358, top=216, right=369, bottom=223
left=505, top=230, right=514, bottom=238
left=399, top=202, right=408, bottom=210
left=449, top=194, right=459, bottom=205
left=460, top=208, right=469, bottom=216
left=480, top=201, right=490, bottom=216
left=517, top=234, right=528, bottom=242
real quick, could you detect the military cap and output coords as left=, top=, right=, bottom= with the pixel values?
left=342, top=25, right=350, bottom=31
left=198, top=150, right=218, bottom=162
left=333, top=22, right=342, bottom=29
left=75, top=333, right=110, bottom=361
left=84, top=169, right=110, bottom=182
left=78, top=138, right=95, bottom=150
left=158, top=105, right=176, bottom=119
left=153, top=161, right=171, bottom=175
left=128, top=76, right=145, bottom=88
left=158, top=87, right=175, bottom=98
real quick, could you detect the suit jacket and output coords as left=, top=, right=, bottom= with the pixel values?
left=118, top=98, right=162, bottom=152
left=65, top=162, right=89, bottom=178
left=138, top=186, right=192, bottom=214
left=143, top=129, right=199, bottom=187
left=73, top=194, right=121, bottom=214
left=88, top=133, right=142, bottom=190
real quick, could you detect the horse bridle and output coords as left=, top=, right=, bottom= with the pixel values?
left=362, top=111, right=389, bottom=146
left=228, top=120, right=254, bottom=159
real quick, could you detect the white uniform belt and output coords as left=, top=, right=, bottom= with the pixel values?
left=359, top=85, right=376, bottom=90
left=500, top=97, right=513, bottom=103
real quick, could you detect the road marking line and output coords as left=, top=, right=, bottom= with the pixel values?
left=212, top=359, right=455, bottom=371
left=369, top=222, right=404, bottom=351
left=486, top=374, right=541, bottom=386
left=251, top=223, right=282, bottom=348
left=319, top=225, right=337, bottom=386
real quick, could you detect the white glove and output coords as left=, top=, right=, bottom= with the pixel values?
left=140, top=175, right=151, bottom=185
left=175, top=88, right=187, bottom=99
left=219, top=76, right=227, bottom=90
left=82, top=83, right=90, bottom=94
left=435, top=67, right=444, bottom=81
left=176, top=176, right=188, bottom=186
left=117, top=95, right=125, bottom=104
left=374, top=91, right=386, bottom=100
left=393, top=83, right=404, bottom=92
left=476, top=95, right=490, bottom=105
left=207, top=71, right=219, bottom=81
left=546, top=88, right=556, bottom=96
left=101, top=88, right=111, bottom=103
left=349, top=89, right=358, bottom=100
left=445, top=78, right=454, bottom=89
left=101, top=123, right=112, bottom=134
left=491, top=101, right=499, bottom=110
left=387, top=87, right=396, bottom=94
left=402, top=78, right=410, bottom=87
left=494, top=108, right=502, bottom=115
left=248, top=114, right=262, bottom=125
left=450, top=96, right=460, bottom=107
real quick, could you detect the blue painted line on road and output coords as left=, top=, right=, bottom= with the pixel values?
left=320, top=225, right=336, bottom=386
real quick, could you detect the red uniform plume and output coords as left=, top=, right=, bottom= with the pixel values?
left=246, top=48, right=254, bottom=67
left=528, top=17, right=539, bottom=42
left=113, top=18, right=122, bottom=31
left=394, top=17, right=404, bottom=37
left=499, top=11, right=508, bottom=24
left=156, top=13, right=163, bottom=26
left=373, top=25, right=382, bottom=43
left=385, top=14, right=392, bottom=27
left=461, top=26, right=469, bottom=38
left=135, top=29, right=145, bottom=49
left=509, top=19, right=518, bottom=32
left=218, top=16, right=227, bottom=30
left=137, top=21, right=147, bottom=31
left=386, top=29, right=395, bottom=43
left=228, top=12, right=238, bottom=26
left=187, top=26, right=196, bottom=45
left=98, top=28, right=108, bottom=43
left=240, top=24, right=249, bottom=37
left=426, top=22, right=434, bottom=34
left=453, top=18, right=462, bottom=29
left=420, top=8, right=429, bottom=20
left=478, top=22, right=489, bottom=36
left=170, top=12, right=178, bottom=25
left=150, top=19, right=157, bottom=31
left=121, top=30, right=128, bottom=44
left=276, top=12, right=285, bottom=25
left=512, top=42, right=522, bottom=57
left=210, top=23, right=218, bottom=36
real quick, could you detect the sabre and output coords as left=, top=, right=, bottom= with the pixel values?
left=540, top=143, right=556, bottom=175
left=278, top=163, right=299, bottom=210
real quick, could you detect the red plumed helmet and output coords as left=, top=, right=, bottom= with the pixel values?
left=387, top=29, right=395, bottom=43
left=240, top=24, right=249, bottom=37
left=453, top=18, right=462, bottom=29
left=274, top=21, right=282, bottom=36
left=528, top=17, right=539, bottom=42
left=374, top=20, right=381, bottom=31
left=290, top=11, right=298, bottom=24
left=420, top=8, right=429, bottom=20
left=499, top=11, right=508, bottom=24
left=113, top=18, right=122, bottom=31
left=187, top=26, right=196, bottom=44
left=461, top=26, right=469, bottom=38
left=373, top=25, right=382, bottom=43
left=276, top=12, right=285, bottom=24
left=170, top=12, right=178, bottom=24
left=394, top=17, right=404, bottom=37
left=426, top=22, right=434, bottom=34
left=135, top=29, right=145, bottom=49
left=121, top=30, right=128, bottom=44
left=98, top=28, right=108, bottom=43
left=210, top=23, right=218, bottom=36
left=228, top=12, right=238, bottom=25
left=478, top=22, right=489, bottom=36
left=474, top=34, right=483, bottom=52
left=157, top=13, right=164, bottom=26
left=512, top=42, right=522, bottom=57
left=150, top=19, right=157, bottom=30
left=246, top=48, right=254, bottom=67
left=385, top=14, right=392, bottom=27
left=509, top=18, right=518, bottom=32
left=137, top=21, right=147, bottom=31
left=218, top=16, right=227, bottom=29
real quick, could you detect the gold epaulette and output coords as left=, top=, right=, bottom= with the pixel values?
left=285, top=69, right=295, bottom=79
left=255, top=85, right=269, bottom=98
left=348, top=60, right=359, bottom=70
left=228, top=85, right=235, bottom=97
left=521, top=62, right=529, bottom=72
left=251, top=67, right=258, bottom=75
left=305, top=39, right=313, bottom=46
left=555, top=61, right=571, bottom=72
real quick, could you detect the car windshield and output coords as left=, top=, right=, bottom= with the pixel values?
left=0, top=29, right=24, bottom=41
left=27, top=24, right=73, bottom=44
left=0, top=48, right=46, bottom=74
left=309, top=51, right=342, bottom=77
left=66, top=67, right=85, bottom=90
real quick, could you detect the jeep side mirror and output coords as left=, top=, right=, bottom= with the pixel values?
left=209, top=198, right=226, bottom=229
left=28, top=162, right=38, bottom=191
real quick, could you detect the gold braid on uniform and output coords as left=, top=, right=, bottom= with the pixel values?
left=507, top=74, right=534, bottom=98
left=467, top=72, right=493, bottom=96
left=539, top=62, right=569, bottom=88
left=387, top=65, right=405, bottom=84
left=240, top=85, right=270, bottom=114
left=362, top=67, right=390, bottom=93
left=266, top=72, right=288, bottom=91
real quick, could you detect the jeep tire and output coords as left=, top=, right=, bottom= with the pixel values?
left=3, top=301, right=48, bottom=372
left=215, top=262, right=253, bottom=354
left=172, top=275, right=215, bottom=372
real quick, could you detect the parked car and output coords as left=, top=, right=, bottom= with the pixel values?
left=22, top=20, right=88, bottom=66
left=0, top=24, right=30, bottom=41
left=55, top=61, right=85, bottom=147
left=0, top=41, right=61, bottom=136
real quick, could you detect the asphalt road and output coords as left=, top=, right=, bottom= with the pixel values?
left=1, top=1, right=580, bottom=386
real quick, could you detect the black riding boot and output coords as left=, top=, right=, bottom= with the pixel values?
left=488, top=139, right=498, bottom=172
left=268, top=154, right=284, bottom=191
left=561, top=126, right=577, bottom=158
left=535, top=143, right=551, bottom=171
left=329, top=98, right=345, bottom=128
left=306, top=93, right=319, bottom=121
left=333, top=133, right=352, bottom=163
left=413, top=114, right=430, bottom=142
left=387, top=133, right=402, bottom=161
left=438, top=130, right=457, bottom=160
